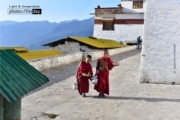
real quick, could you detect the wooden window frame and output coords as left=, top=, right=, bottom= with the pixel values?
left=133, top=1, right=143, bottom=9
left=102, top=20, right=114, bottom=31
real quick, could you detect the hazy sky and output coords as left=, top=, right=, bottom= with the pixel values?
left=0, top=0, right=121, bottom=22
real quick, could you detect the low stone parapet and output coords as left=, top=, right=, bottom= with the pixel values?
left=27, top=46, right=136, bottom=71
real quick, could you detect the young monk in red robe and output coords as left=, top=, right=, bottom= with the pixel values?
left=94, top=49, right=119, bottom=98
left=76, top=55, right=93, bottom=97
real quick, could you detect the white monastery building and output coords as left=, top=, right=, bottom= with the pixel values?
left=90, top=0, right=146, bottom=43
left=140, top=0, right=180, bottom=85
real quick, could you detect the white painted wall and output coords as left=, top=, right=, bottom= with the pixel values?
left=94, top=9, right=144, bottom=43
left=95, top=13, right=144, bottom=19
left=121, top=0, right=146, bottom=13
left=94, top=24, right=143, bottom=43
left=140, top=0, right=180, bottom=85
left=28, top=46, right=136, bottom=71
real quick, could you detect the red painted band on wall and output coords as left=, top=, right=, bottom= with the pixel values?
left=94, top=19, right=144, bottom=24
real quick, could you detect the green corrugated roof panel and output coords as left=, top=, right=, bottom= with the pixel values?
left=0, top=50, right=49, bottom=103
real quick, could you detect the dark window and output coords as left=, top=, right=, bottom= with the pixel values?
left=103, top=20, right=114, bottom=31
left=133, top=1, right=143, bottom=9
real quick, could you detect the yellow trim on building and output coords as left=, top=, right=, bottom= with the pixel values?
left=0, top=47, right=28, bottom=52
left=17, top=49, right=63, bottom=60
left=0, top=47, right=63, bottom=60
left=69, top=36, right=127, bottom=48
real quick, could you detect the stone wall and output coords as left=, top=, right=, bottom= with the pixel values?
left=140, top=0, right=180, bottom=85
left=28, top=46, right=136, bottom=71
left=51, top=41, right=98, bottom=53
left=94, top=24, right=144, bottom=43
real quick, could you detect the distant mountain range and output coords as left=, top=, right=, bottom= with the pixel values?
left=0, top=18, right=94, bottom=50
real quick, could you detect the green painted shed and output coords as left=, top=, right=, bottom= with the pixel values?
left=0, top=50, right=49, bottom=120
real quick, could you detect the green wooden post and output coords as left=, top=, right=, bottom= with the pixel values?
left=3, top=98, right=21, bottom=120
left=0, top=94, right=3, bottom=120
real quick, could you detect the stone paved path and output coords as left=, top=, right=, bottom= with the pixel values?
left=22, top=49, right=180, bottom=120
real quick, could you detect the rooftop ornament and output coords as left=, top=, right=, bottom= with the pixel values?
left=117, top=4, right=122, bottom=8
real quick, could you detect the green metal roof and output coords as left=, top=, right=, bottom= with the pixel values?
left=0, top=50, right=49, bottom=103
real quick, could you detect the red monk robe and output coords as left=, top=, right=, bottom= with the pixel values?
left=76, top=61, right=93, bottom=95
left=94, top=57, right=113, bottom=95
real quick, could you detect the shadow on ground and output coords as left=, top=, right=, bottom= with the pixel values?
left=89, top=95, right=180, bottom=102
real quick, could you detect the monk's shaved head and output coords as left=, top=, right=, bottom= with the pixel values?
left=87, top=55, right=92, bottom=59
left=102, top=49, right=109, bottom=57
left=103, top=49, right=109, bottom=53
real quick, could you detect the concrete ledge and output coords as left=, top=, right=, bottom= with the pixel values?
left=27, top=46, right=137, bottom=71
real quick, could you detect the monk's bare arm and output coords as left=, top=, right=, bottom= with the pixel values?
left=88, top=64, right=93, bottom=77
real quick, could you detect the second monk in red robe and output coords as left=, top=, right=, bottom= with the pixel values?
left=76, top=55, right=93, bottom=97
left=94, top=49, right=115, bottom=98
